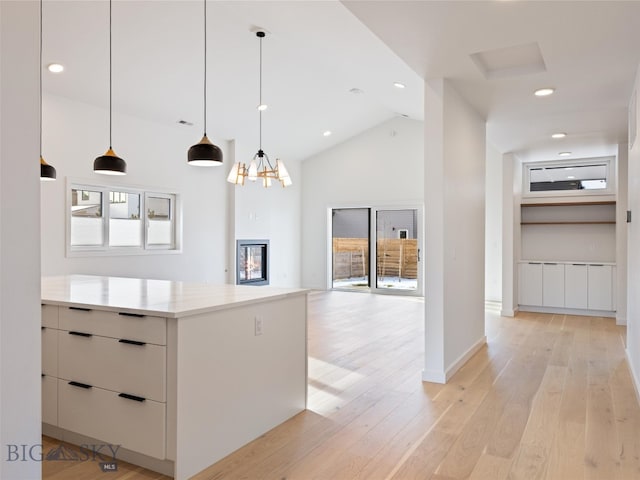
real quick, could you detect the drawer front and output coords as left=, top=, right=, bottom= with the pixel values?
left=58, top=380, right=166, bottom=459
left=59, top=307, right=166, bottom=345
left=42, top=327, right=58, bottom=377
left=59, top=333, right=166, bottom=402
left=42, top=375, right=58, bottom=426
left=41, top=305, right=58, bottom=328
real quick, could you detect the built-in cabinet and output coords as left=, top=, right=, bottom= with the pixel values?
left=41, top=305, right=167, bottom=459
left=518, top=262, right=615, bottom=313
left=518, top=199, right=617, bottom=316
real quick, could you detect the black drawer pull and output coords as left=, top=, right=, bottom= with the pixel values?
left=119, top=339, right=146, bottom=346
left=118, top=393, right=145, bottom=402
left=41, top=374, right=45, bottom=378
left=590, top=264, right=604, bottom=267
left=69, top=381, right=92, bottom=389
left=118, top=312, right=146, bottom=318
left=69, top=331, right=92, bottom=338
left=69, top=307, right=92, bottom=312
left=572, top=264, right=586, bottom=266
left=41, top=326, right=46, bottom=330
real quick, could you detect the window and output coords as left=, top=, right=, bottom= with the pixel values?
left=68, top=182, right=179, bottom=256
left=523, top=157, right=614, bottom=197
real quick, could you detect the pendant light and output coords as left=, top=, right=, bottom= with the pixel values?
left=227, top=31, right=292, bottom=188
left=187, top=0, right=223, bottom=166
left=39, top=0, right=56, bottom=181
left=93, top=0, right=126, bottom=175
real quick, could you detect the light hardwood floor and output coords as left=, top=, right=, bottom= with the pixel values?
left=44, top=291, right=640, bottom=479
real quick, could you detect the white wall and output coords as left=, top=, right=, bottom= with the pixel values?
left=627, top=66, right=640, bottom=395
left=500, top=153, right=520, bottom=316
left=1, top=2, right=42, bottom=478
left=423, top=79, right=486, bottom=382
left=41, top=94, right=230, bottom=283
left=485, top=143, right=502, bottom=302
left=301, top=116, right=424, bottom=289
left=617, top=144, right=628, bottom=325
left=231, top=140, right=301, bottom=288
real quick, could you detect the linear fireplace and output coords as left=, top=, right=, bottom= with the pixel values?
left=236, top=239, right=269, bottom=285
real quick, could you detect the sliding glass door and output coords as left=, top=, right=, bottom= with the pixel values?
left=331, top=206, right=422, bottom=295
left=373, top=208, right=421, bottom=294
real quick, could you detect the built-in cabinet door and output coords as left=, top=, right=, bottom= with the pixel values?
left=519, top=263, right=543, bottom=306
left=565, top=264, right=588, bottom=309
left=588, top=265, right=613, bottom=310
left=542, top=264, right=565, bottom=308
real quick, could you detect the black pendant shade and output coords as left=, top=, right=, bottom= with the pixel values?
left=94, top=148, right=126, bottom=175
left=40, top=156, right=57, bottom=181
left=188, top=0, right=223, bottom=167
left=188, top=135, right=223, bottom=166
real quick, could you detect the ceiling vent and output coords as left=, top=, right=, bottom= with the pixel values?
left=470, top=42, right=546, bottom=79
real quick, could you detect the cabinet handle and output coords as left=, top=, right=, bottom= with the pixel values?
left=118, top=339, right=146, bottom=346
left=69, top=381, right=92, bottom=389
left=528, top=262, right=542, bottom=264
left=41, top=326, right=46, bottom=330
left=69, top=331, right=92, bottom=338
left=590, top=264, right=604, bottom=267
left=572, top=264, right=586, bottom=266
left=118, top=393, right=146, bottom=402
left=544, top=263, right=558, bottom=265
left=69, top=307, right=92, bottom=312
left=118, top=312, right=146, bottom=318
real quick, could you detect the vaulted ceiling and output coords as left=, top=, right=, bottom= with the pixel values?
left=42, top=1, right=640, bottom=164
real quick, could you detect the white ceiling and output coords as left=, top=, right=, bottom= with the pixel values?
left=42, top=1, right=640, bottom=165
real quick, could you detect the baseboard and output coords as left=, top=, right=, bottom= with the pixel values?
left=42, top=424, right=174, bottom=476
left=500, top=308, right=516, bottom=317
left=422, top=335, right=487, bottom=385
left=445, top=336, right=487, bottom=382
left=625, top=349, right=640, bottom=407
left=422, top=369, right=447, bottom=384
left=519, top=305, right=615, bottom=318
left=617, top=314, right=627, bottom=326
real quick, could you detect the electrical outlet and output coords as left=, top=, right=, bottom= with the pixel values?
left=254, top=316, right=263, bottom=336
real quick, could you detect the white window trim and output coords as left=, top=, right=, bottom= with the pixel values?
left=66, top=178, right=182, bottom=257
left=522, top=156, right=616, bottom=199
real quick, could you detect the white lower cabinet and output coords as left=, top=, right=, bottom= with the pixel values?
left=42, top=375, right=58, bottom=426
left=42, top=305, right=168, bottom=461
left=519, top=262, right=543, bottom=306
left=542, top=264, right=565, bottom=308
left=519, top=262, right=614, bottom=313
left=588, top=264, right=613, bottom=311
left=58, top=380, right=166, bottom=459
left=565, top=264, right=588, bottom=309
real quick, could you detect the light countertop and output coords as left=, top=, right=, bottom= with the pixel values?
left=41, top=275, right=308, bottom=318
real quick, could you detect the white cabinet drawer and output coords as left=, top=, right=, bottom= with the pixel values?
left=59, top=332, right=166, bottom=402
left=41, top=327, right=58, bottom=377
left=58, top=380, right=166, bottom=459
left=41, top=305, right=58, bottom=328
left=59, top=307, right=166, bottom=345
left=42, top=375, right=57, bottom=426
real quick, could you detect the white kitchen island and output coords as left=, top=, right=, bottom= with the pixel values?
left=41, top=275, right=308, bottom=479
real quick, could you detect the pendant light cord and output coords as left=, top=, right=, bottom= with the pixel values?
left=258, top=33, right=262, bottom=150
left=203, top=0, right=207, bottom=136
left=109, top=0, right=113, bottom=149
left=39, top=0, right=43, bottom=157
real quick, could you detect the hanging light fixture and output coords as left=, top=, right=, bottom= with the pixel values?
left=227, top=31, right=292, bottom=188
left=93, top=0, right=126, bottom=175
left=39, top=0, right=56, bottom=181
left=188, top=0, right=223, bottom=166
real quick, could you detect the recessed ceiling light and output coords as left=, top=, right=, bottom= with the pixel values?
left=559, top=151, right=572, bottom=156
left=567, top=175, right=576, bottom=179
left=393, top=82, right=406, bottom=89
left=47, top=63, right=64, bottom=73
left=349, top=87, right=364, bottom=95
left=534, top=87, right=555, bottom=97
left=551, top=132, right=566, bottom=139
left=323, top=131, right=332, bottom=137
left=257, top=104, right=268, bottom=111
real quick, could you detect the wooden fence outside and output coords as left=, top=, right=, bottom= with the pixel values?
left=332, top=237, right=418, bottom=280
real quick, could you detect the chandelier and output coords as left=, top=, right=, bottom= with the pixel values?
left=227, top=31, right=292, bottom=188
